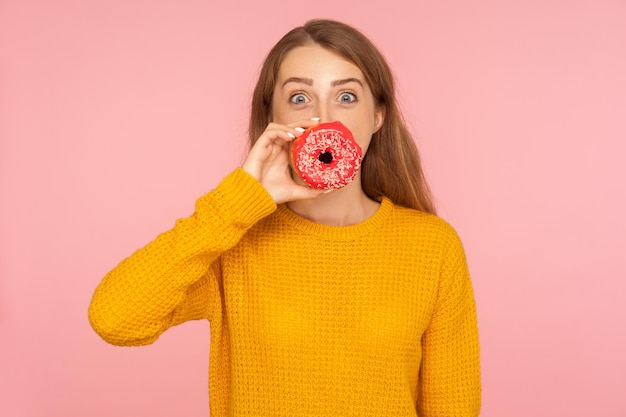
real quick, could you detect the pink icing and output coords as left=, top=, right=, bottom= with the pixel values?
left=292, top=122, right=362, bottom=190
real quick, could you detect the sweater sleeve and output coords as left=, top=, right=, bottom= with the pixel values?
left=418, top=230, right=481, bottom=417
left=88, top=168, right=276, bottom=346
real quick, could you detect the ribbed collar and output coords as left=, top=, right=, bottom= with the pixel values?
left=274, top=197, right=394, bottom=241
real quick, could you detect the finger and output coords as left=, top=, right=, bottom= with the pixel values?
left=265, top=118, right=321, bottom=139
left=257, top=128, right=298, bottom=147
left=285, top=117, right=321, bottom=131
left=276, top=185, right=327, bottom=204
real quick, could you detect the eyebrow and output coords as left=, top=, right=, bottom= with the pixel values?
left=331, top=78, right=363, bottom=88
left=281, top=77, right=364, bottom=88
left=281, top=77, right=313, bottom=88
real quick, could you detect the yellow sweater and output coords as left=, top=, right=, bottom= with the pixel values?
left=89, top=168, right=481, bottom=416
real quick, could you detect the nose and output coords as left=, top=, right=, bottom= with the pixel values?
left=314, top=101, right=334, bottom=123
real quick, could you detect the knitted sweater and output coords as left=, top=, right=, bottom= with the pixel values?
left=88, top=168, right=481, bottom=416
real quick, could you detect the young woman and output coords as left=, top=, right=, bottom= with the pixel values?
left=89, top=19, right=481, bottom=417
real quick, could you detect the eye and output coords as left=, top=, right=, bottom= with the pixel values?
left=290, top=93, right=309, bottom=104
left=338, top=91, right=357, bottom=103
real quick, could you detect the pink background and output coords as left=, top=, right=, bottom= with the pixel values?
left=1, top=0, right=625, bottom=416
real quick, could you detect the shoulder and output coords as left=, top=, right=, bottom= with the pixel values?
left=387, top=200, right=460, bottom=239
left=385, top=199, right=465, bottom=254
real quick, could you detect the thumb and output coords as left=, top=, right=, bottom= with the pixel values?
left=278, top=185, right=329, bottom=204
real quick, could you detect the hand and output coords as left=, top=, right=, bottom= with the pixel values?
left=242, top=118, right=324, bottom=204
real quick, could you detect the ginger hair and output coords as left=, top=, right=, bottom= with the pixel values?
left=249, top=19, right=436, bottom=214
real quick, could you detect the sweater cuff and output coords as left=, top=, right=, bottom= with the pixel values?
left=199, top=168, right=277, bottom=230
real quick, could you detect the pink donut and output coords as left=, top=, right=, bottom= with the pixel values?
left=290, top=121, right=362, bottom=190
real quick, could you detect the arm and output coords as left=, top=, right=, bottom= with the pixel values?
left=88, top=169, right=276, bottom=346
left=418, top=232, right=481, bottom=416
left=89, top=118, right=323, bottom=347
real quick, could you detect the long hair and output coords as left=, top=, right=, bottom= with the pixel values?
left=249, top=19, right=436, bottom=214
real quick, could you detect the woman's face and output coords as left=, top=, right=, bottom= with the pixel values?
left=270, top=43, right=385, bottom=155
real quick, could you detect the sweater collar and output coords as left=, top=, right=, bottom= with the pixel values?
left=274, top=197, right=394, bottom=240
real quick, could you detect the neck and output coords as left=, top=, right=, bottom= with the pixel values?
left=286, top=179, right=380, bottom=226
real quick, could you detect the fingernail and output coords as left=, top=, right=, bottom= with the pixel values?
left=323, top=189, right=334, bottom=194
left=287, top=132, right=295, bottom=139
left=311, top=117, right=320, bottom=121
left=294, top=127, right=305, bottom=133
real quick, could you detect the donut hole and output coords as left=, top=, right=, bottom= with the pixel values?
left=318, top=151, right=333, bottom=164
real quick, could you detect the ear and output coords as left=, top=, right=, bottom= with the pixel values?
left=373, top=105, right=386, bottom=133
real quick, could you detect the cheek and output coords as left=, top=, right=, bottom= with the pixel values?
left=269, top=91, right=286, bottom=123
left=269, top=100, right=279, bottom=123
left=270, top=102, right=297, bottom=125
left=360, top=138, right=374, bottom=155
left=350, top=128, right=373, bottom=155
left=343, top=116, right=377, bottom=154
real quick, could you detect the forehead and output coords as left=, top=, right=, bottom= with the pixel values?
left=277, top=44, right=365, bottom=83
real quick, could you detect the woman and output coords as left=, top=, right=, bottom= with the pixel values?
left=89, top=19, right=481, bottom=416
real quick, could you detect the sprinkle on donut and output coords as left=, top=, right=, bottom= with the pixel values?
left=290, top=121, right=362, bottom=190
